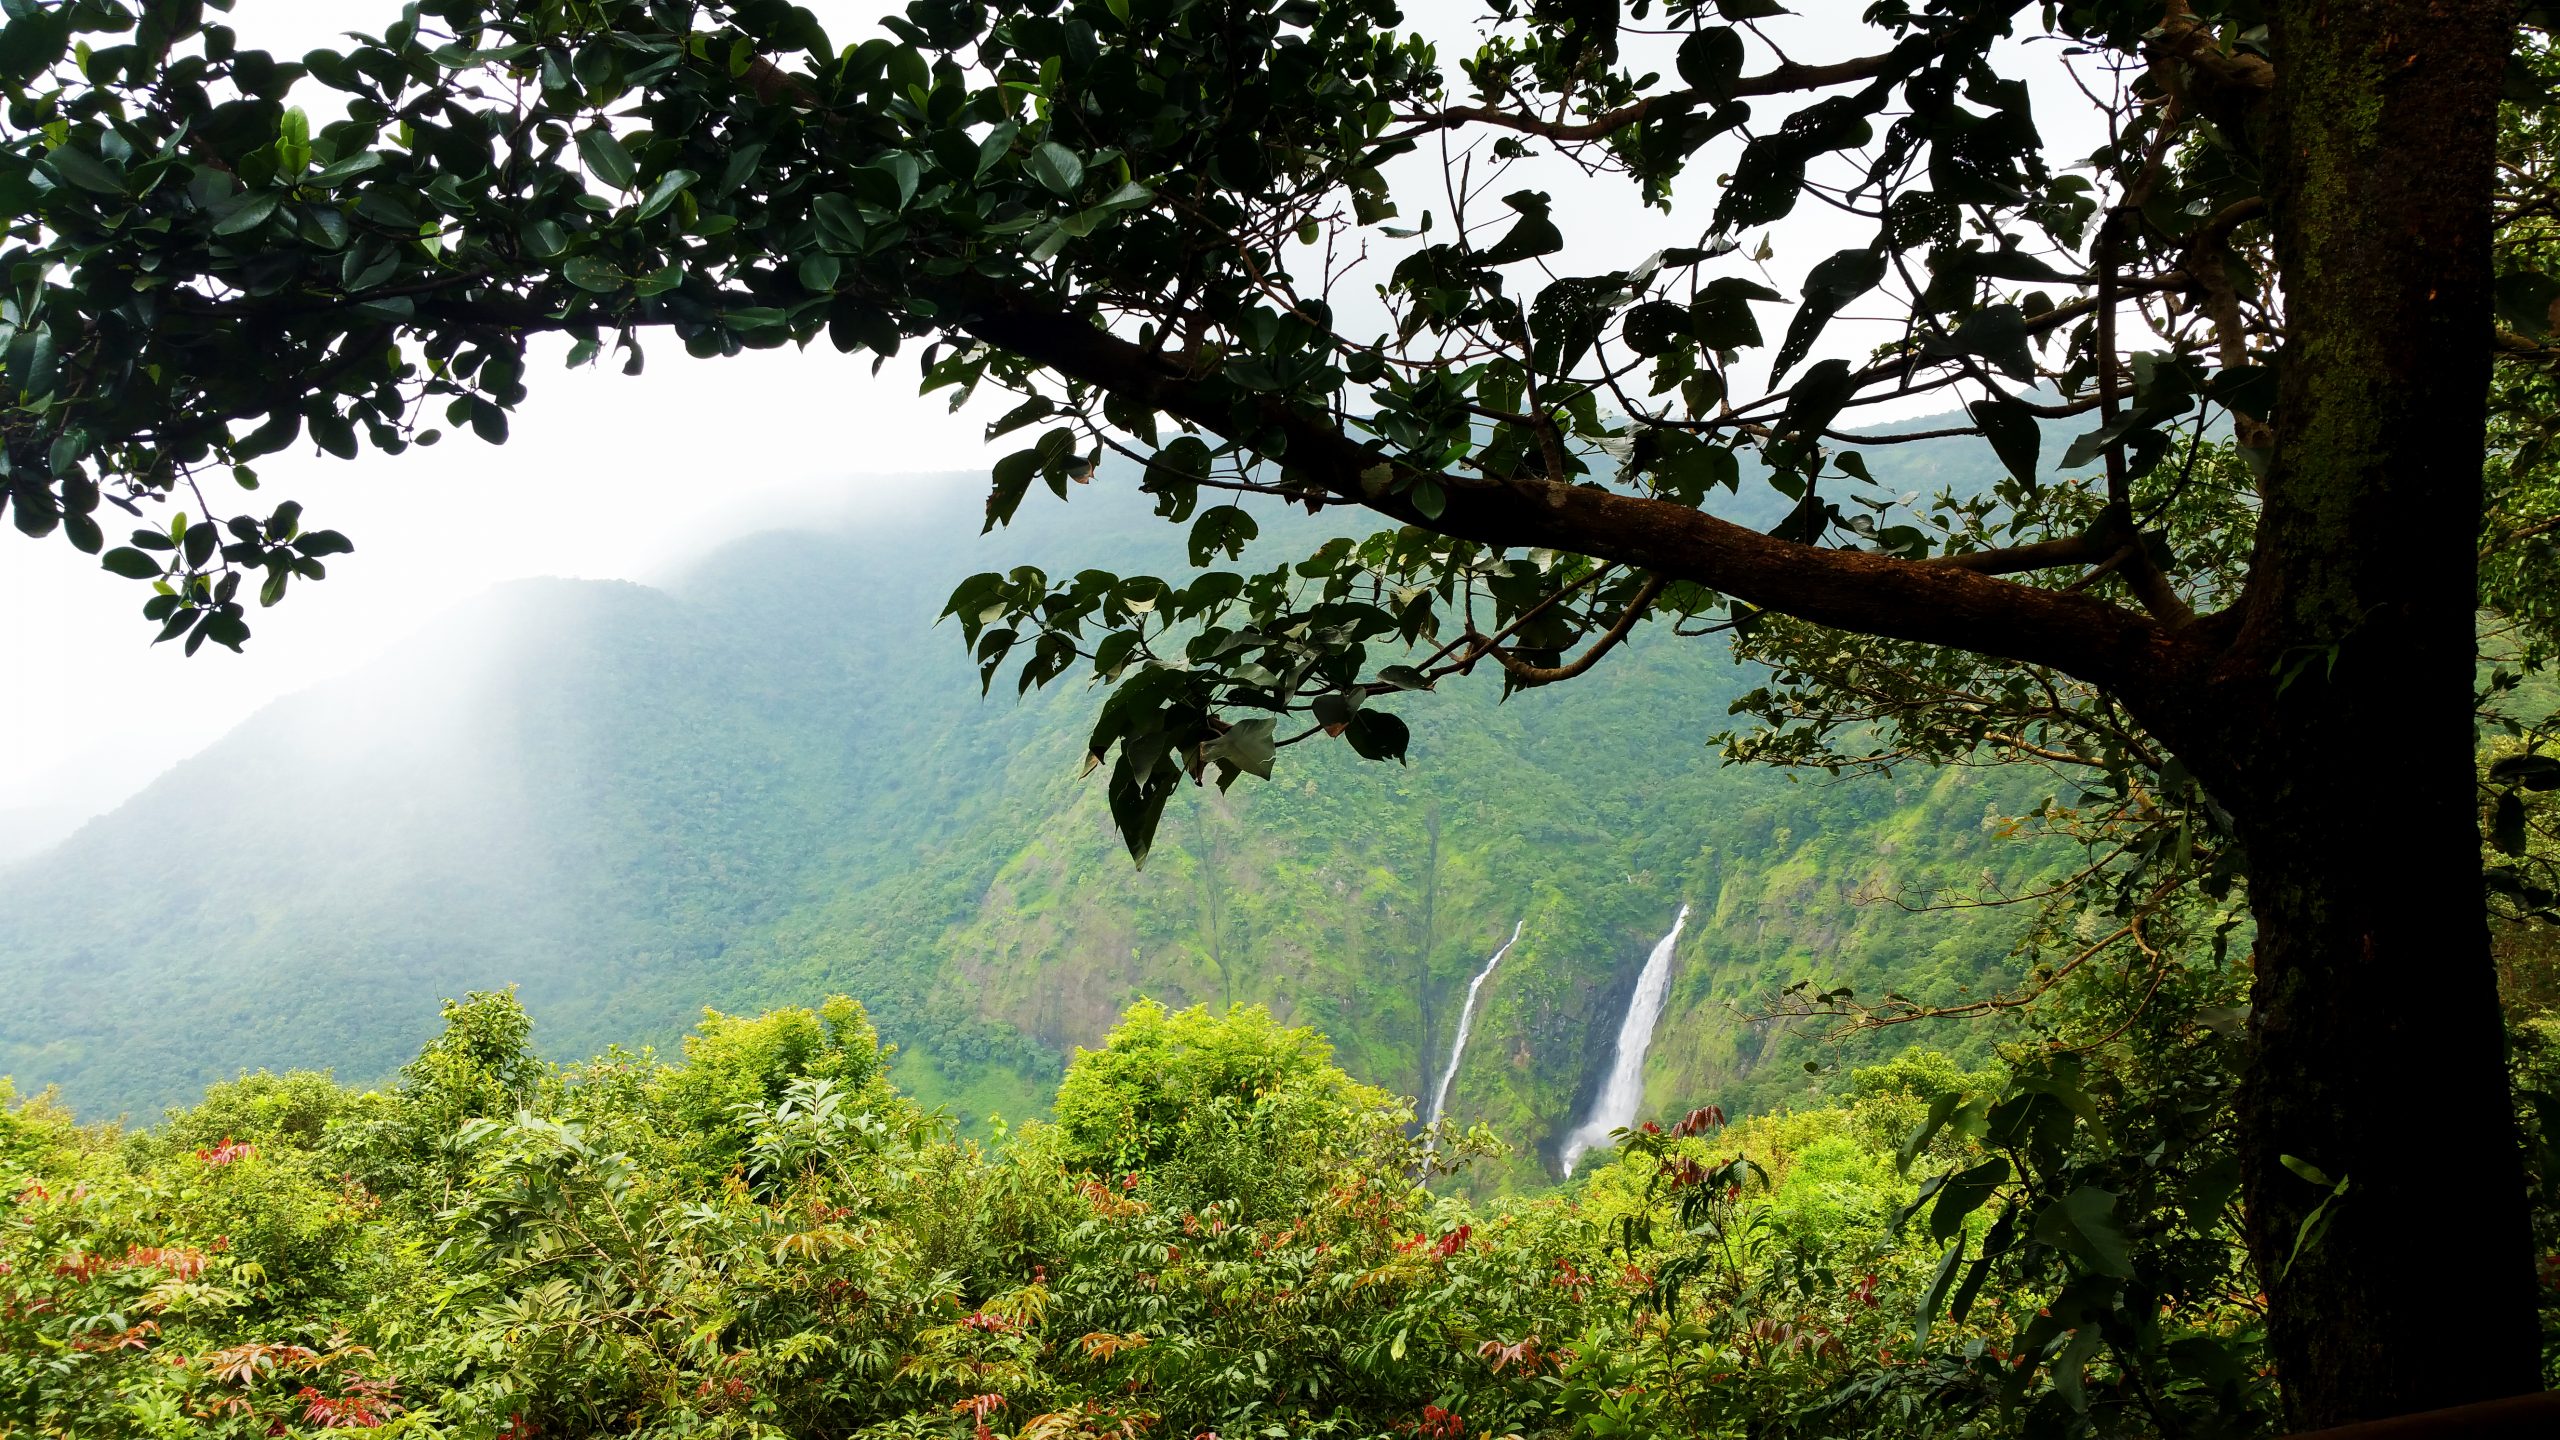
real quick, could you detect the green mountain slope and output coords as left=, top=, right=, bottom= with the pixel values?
left=0, top=467, right=2077, bottom=1184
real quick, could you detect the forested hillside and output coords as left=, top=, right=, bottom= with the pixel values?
left=1, top=458, right=2077, bottom=1183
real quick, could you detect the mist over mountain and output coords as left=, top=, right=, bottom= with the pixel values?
left=0, top=458, right=2070, bottom=1184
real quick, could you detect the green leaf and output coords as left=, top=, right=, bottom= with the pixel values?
left=2060, top=412, right=2147, bottom=470
left=2496, top=791, right=2531, bottom=857
left=2029, top=1186, right=2133, bottom=1278
left=1691, top=276, right=1780, bottom=351
left=986, top=448, right=1041, bottom=531
left=812, top=192, right=867, bottom=251
left=1773, top=359, right=1854, bottom=444
left=985, top=395, right=1054, bottom=440
left=1343, top=709, right=1410, bottom=763
left=563, top=254, right=626, bottom=292
left=1951, top=305, right=2033, bottom=382
left=798, top=252, right=843, bottom=292
left=1203, top=717, right=1278, bottom=780
left=1772, top=247, right=1885, bottom=379
left=1096, top=180, right=1154, bottom=211
left=1187, top=505, right=1258, bottom=564
left=307, top=151, right=383, bottom=187
left=100, top=546, right=162, bottom=579
left=1912, top=1239, right=1963, bottom=1347
left=579, top=127, right=637, bottom=189
left=1026, top=141, right=1084, bottom=196
left=1621, top=301, right=1690, bottom=357
left=1481, top=190, right=1563, bottom=264
left=273, top=106, right=311, bottom=179
left=212, top=192, right=281, bottom=236
left=1675, top=27, right=1745, bottom=99
left=2019, top=1072, right=2113, bottom=1149
left=1530, top=275, right=1624, bottom=376
left=1224, top=354, right=1281, bottom=391
left=1967, top=393, right=2041, bottom=485
left=309, top=411, right=359, bottom=459
left=1929, top=1158, right=2009, bottom=1242
left=975, top=122, right=1020, bottom=178
left=2279, top=1159, right=2351, bottom=1279
left=235, top=409, right=302, bottom=460
left=1946, top=1250, right=1995, bottom=1328
left=2050, top=1326, right=2104, bottom=1412
left=1107, top=749, right=1178, bottom=867
left=41, top=143, right=124, bottom=195
left=470, top=398, right=509, bottom=445
left=1144, top=437, right=1211, bottom=521
left=523, top=220, right=570, bottom=259
left=864, top=152, right=921, bottom=209
left=2209, top=364, right=2278, bottom=422
left=1897, top=1092, right=1959, bottom=1176
left=635, top=167, right=699, bottom=220
left=2491, top=753, right=2560, bottom=791
left=827, top=302, right=898, bottom=356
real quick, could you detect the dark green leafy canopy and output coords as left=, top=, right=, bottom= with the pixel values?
left=0, top=0, right=2550, bottom=869
left=0, top=7, right=2136, bottom=779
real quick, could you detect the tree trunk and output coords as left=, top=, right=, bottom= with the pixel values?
left=2229, top=745, right=2537, bottom=1427
left=2176, top=0, right=2542, bottom=1424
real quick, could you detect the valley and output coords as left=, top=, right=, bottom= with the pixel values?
left=0, top=471, right=2073, bottom=1190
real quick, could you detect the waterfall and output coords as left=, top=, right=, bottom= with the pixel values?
left=1423, top=919, right=1524, bottom=1134
left=1558, top=904, right=1691, bottom=1176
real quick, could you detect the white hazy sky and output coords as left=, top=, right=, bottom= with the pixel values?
left=1, top=0, right=2099, bottom=859
left=3, top=0, right=1006, bottom=858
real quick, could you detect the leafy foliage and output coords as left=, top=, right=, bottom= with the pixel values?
left=8, top=0, right=2560, bottom=1418
left=0, top=970, right=2447, bottom=1440
left=0, top=0, right=2476, bottom=825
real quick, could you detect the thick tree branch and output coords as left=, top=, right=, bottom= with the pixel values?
left=955, top=295, right=2193, bottom=699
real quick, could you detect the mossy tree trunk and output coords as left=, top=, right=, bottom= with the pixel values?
left=2145, top=0, right=2542, bottom=1422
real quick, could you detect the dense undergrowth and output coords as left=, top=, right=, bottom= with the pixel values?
left=10, top=950, right=2551, bottom=1440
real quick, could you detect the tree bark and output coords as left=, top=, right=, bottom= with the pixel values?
left=2232, top=771, right=2537, bottom=1428
left=2159, top=0, right=2541, bottom=1424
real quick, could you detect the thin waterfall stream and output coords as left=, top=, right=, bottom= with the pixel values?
left=1558, top=904, right=1691, bottom=1176
left=1423, top=919, right=1524, bottom=1135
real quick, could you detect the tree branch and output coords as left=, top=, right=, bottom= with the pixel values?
left=1388, top=50, right=1918, bottom=144
left=1917, top=531, right=2115, bottom=577
left=954, top=295, right=2193, bottom=699
left=1483, top=574, right=1663, bottom=687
